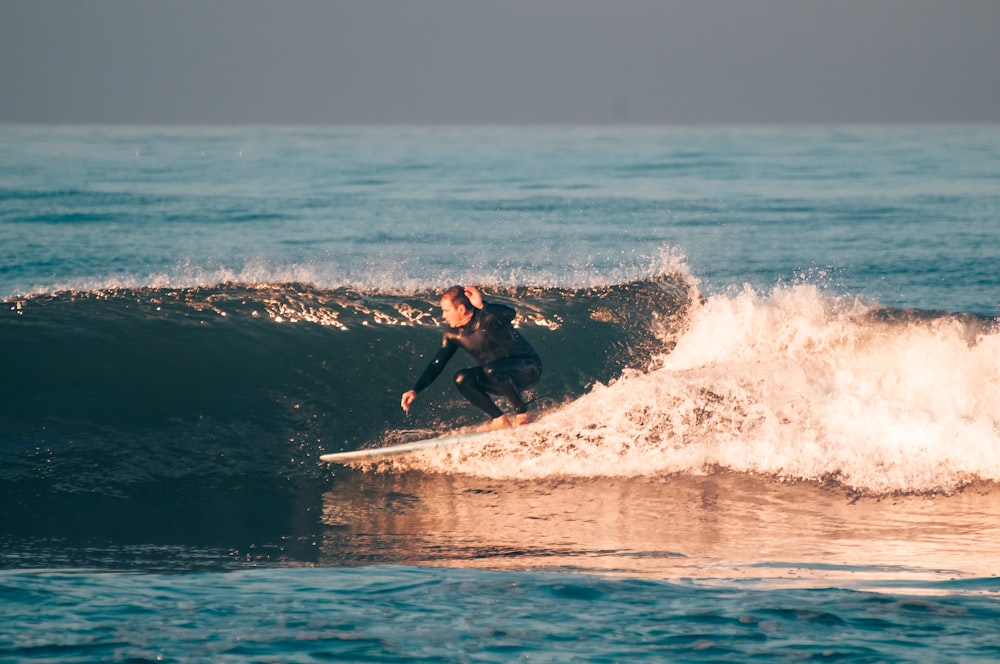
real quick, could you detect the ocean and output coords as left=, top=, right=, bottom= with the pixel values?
left=1, top=124, right=999, bottom=661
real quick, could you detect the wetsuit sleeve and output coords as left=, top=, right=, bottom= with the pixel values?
left=482, top=301, right=516, bottom=325
left=412, top=337, right=459, bottom=393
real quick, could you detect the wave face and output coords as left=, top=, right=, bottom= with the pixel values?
left=0, top=276, right=691, bottom=539
left=2, top=273, right=998, bottom=548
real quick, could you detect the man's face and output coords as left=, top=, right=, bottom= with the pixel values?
left=441, top=296, right=470, bottom=328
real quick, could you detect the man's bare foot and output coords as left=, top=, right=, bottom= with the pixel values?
left=514, top=412, right=532, bottom=426
left=483, top=415, right=513, bottom=431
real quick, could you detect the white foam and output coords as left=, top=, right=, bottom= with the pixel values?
left=414, top=284, right=1000, bottom=494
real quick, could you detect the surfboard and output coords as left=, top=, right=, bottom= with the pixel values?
left=320, top=428, right=494, bottom=464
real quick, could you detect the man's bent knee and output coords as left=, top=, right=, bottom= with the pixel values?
left=454, top=368, right=474, bottom=387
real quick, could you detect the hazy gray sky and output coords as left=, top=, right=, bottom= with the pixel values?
left=2, top=0, right=998, bottom=124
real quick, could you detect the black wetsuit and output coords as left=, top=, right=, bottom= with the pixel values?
left=411, top=301, right=542, bottom=419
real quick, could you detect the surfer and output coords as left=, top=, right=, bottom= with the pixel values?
left=400, top=285, right=542, bottom=430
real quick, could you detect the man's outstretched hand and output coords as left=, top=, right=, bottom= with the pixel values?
left=401, top=389, right=417, bottom=413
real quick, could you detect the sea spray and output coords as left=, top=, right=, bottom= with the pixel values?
left=406, top=285, right=1000, bottom=494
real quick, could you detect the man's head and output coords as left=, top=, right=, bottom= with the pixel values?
left=441, top=285, right=474, bottom=328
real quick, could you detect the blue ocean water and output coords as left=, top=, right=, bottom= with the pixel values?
left=2, top=124, right=1000, bottom=661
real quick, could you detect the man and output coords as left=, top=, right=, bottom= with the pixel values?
left=401, top=285, right=542, bottom=430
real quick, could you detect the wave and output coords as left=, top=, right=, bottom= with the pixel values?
left=0, top=276, right=690, bottom=490
left=2, top=274, right=997, bottom=517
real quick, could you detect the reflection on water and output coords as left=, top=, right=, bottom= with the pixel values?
left=320, top=471, right=1000, bottom=589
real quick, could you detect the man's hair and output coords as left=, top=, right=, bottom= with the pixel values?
left=442, top=285, right=473, bottom=311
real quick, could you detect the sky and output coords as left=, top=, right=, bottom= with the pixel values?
left=1, top=0, right=998, bottom=125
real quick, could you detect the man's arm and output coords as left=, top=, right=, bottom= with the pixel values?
left=400, top=338, right=459, bottom=412
left=467, top=286, right=517, bottom=326
left=482, top=301, right=516, bottom=326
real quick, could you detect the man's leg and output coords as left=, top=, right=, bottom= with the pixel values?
left=483, top=359, right=542, bottom=415
left=454, top=368, right=505, bottom=419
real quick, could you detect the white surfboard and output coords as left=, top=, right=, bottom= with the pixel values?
left=320, top=428, right=494, bottom=464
